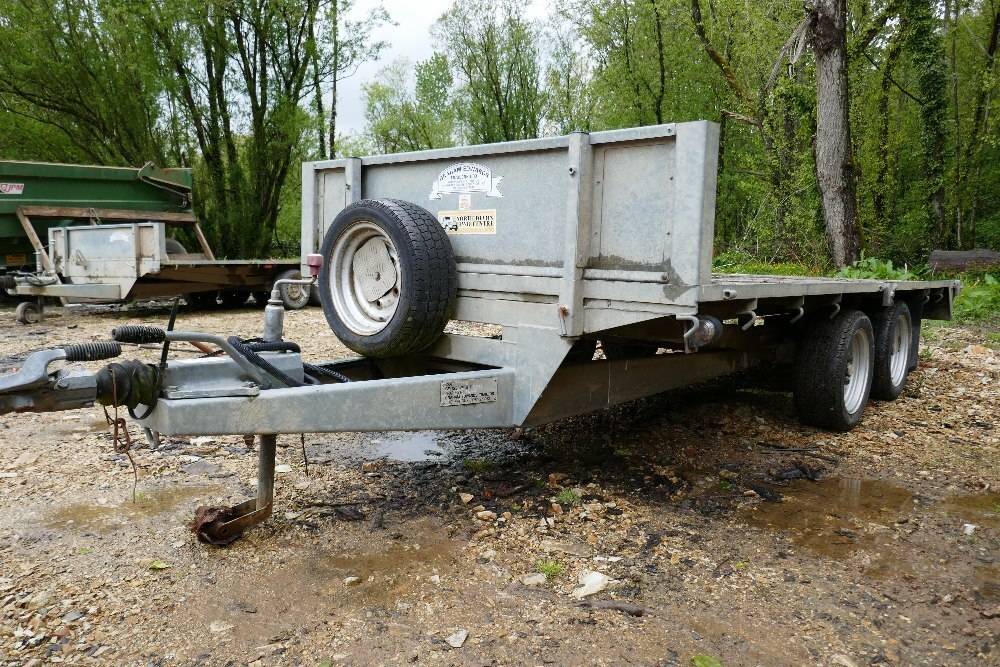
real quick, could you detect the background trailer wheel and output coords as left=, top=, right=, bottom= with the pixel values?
left=318, top=198, right=457, bottom=358
left=794, top=310, right=875, bottom=431
left=15, top=300, right=40, bottom=324
left=275, top=269, right=311, bottom=310
left=871, top=301, right=913, bottom=401
left=164, top=238, right=187, bottom=256
left=184, top=291, right=218, bottom=309
left=218, top=290, right=251, bottom=308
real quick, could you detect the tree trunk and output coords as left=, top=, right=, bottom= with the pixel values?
left=328, top=2, right=339, bottom=158
left=966, top=6, right=1000, bottom=247
left=949, top=0, right=962, bottom=248
left=812, top=0, right=861, bottom=268
left=874, top=28, right=905, bottom=228
left=311, top=19, right=326, bottom=159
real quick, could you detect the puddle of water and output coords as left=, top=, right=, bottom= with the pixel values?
left=945, top=492, right=1000, bottom=527
left=737, top=478, right=913, bottom=560
left=363, top=431, right=452, bottom=462
left=55, top=418, right=112, bottom=434
left=974, top=565, right=1000, bottom=603
left=45, top=484, right=220, bottom=531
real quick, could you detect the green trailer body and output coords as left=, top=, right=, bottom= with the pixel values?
left=0, top=161, right=192, bottom=271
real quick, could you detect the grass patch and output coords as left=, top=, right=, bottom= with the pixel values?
left=713, top=252, right=825, bottom=277
left=535, top=559, right=564, bottom=579
left=553, top=488, right=581, bottom=506
left=462, top=458, right=495, bottom=474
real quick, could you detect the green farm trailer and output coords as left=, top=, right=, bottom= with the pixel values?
left=0, top=161, right=193, bottom=272
left=0, top=161, right=306, bottom=321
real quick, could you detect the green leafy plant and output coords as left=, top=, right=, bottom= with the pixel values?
left=691, top=656, right=724, bottom=667
left=535, top=559, right=564, bottom=579
left=835, top=255, right=926, bottom=281
left=554, top=489, right=581, bottom=506
left=952, top=274, right=1000, bottom=324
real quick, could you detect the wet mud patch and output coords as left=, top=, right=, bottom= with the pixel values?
left=45, top=484, right=222, bottom=532
left=945, top=491, right=1000, bottom=527
left=168, top=517, right=462, bottom=655
left=736, top=477, right=1000, bottom=612
left=737, top=477, right=915, bottom=559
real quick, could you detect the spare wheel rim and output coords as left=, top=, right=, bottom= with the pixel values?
left=330, top=221, right=401, bottom=335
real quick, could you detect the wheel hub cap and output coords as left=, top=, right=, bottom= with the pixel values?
left=354, top=237, right=397, bottom=302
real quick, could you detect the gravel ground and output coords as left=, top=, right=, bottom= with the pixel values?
left=0, top=301, right=997, bottom=667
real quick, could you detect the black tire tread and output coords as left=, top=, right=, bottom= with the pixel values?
left=319, top=198, right=457, bottom=358
left=794, top=310, right=873, bottom=431
left=870, top=301, right=911, bottom=401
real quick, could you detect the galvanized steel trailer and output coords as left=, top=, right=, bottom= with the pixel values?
left=0, top=121, right=959, bottom=542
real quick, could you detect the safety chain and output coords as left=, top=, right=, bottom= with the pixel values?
left=102, top=370, right=138, bottom=502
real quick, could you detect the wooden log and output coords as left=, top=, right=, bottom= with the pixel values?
left=928, top=249, right=1000, bottom=272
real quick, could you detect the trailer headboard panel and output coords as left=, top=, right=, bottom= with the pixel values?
left=303, top=121, right=719, bottom=332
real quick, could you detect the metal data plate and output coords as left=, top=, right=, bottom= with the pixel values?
left=441, top=377, right=498, bottom=407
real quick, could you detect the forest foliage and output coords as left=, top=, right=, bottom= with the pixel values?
left=0, top=0, right=998, bottom=266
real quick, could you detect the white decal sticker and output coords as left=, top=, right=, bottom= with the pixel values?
left=0, top=183, right=24, bottom=195
left=438, top=210, right=496, bottom=235
left=458, top=194, right=472, bottom=211
left=109, top=232, right=130, bottom=242
left=429, top=162, right=503, bottom=199
left=441, top=377, right=498, bottom=407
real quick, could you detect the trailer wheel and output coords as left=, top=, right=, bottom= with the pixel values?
left=906, top=298, right=923, bottom=373
left=794, top=310, right=874, bottom=431
left=219, top=290, right=251, bottom=308
left=870, top=301, right=912, bottom=401
left=319, top=199, right=457, bottom=358
left=276, top=269, right=310, bottom=310
left=15, top=301, right=40, bottom=324
left=165, top=238, right=187, bottom=256
left=185, top=291, right=217, bottom=308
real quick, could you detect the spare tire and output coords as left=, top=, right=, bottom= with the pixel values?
left=318, top=199, right=457, bottom=358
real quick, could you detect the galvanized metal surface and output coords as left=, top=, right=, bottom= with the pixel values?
left=98, top=122, right=958, bottom=437
left=302, top=122, right=715, bottom=334
left=138, top=364, right=517, bottom=436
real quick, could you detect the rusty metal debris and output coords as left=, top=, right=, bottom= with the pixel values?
left=187, top=433, right=277, bottom=545
left=188, top=499, right=273, bottom=545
